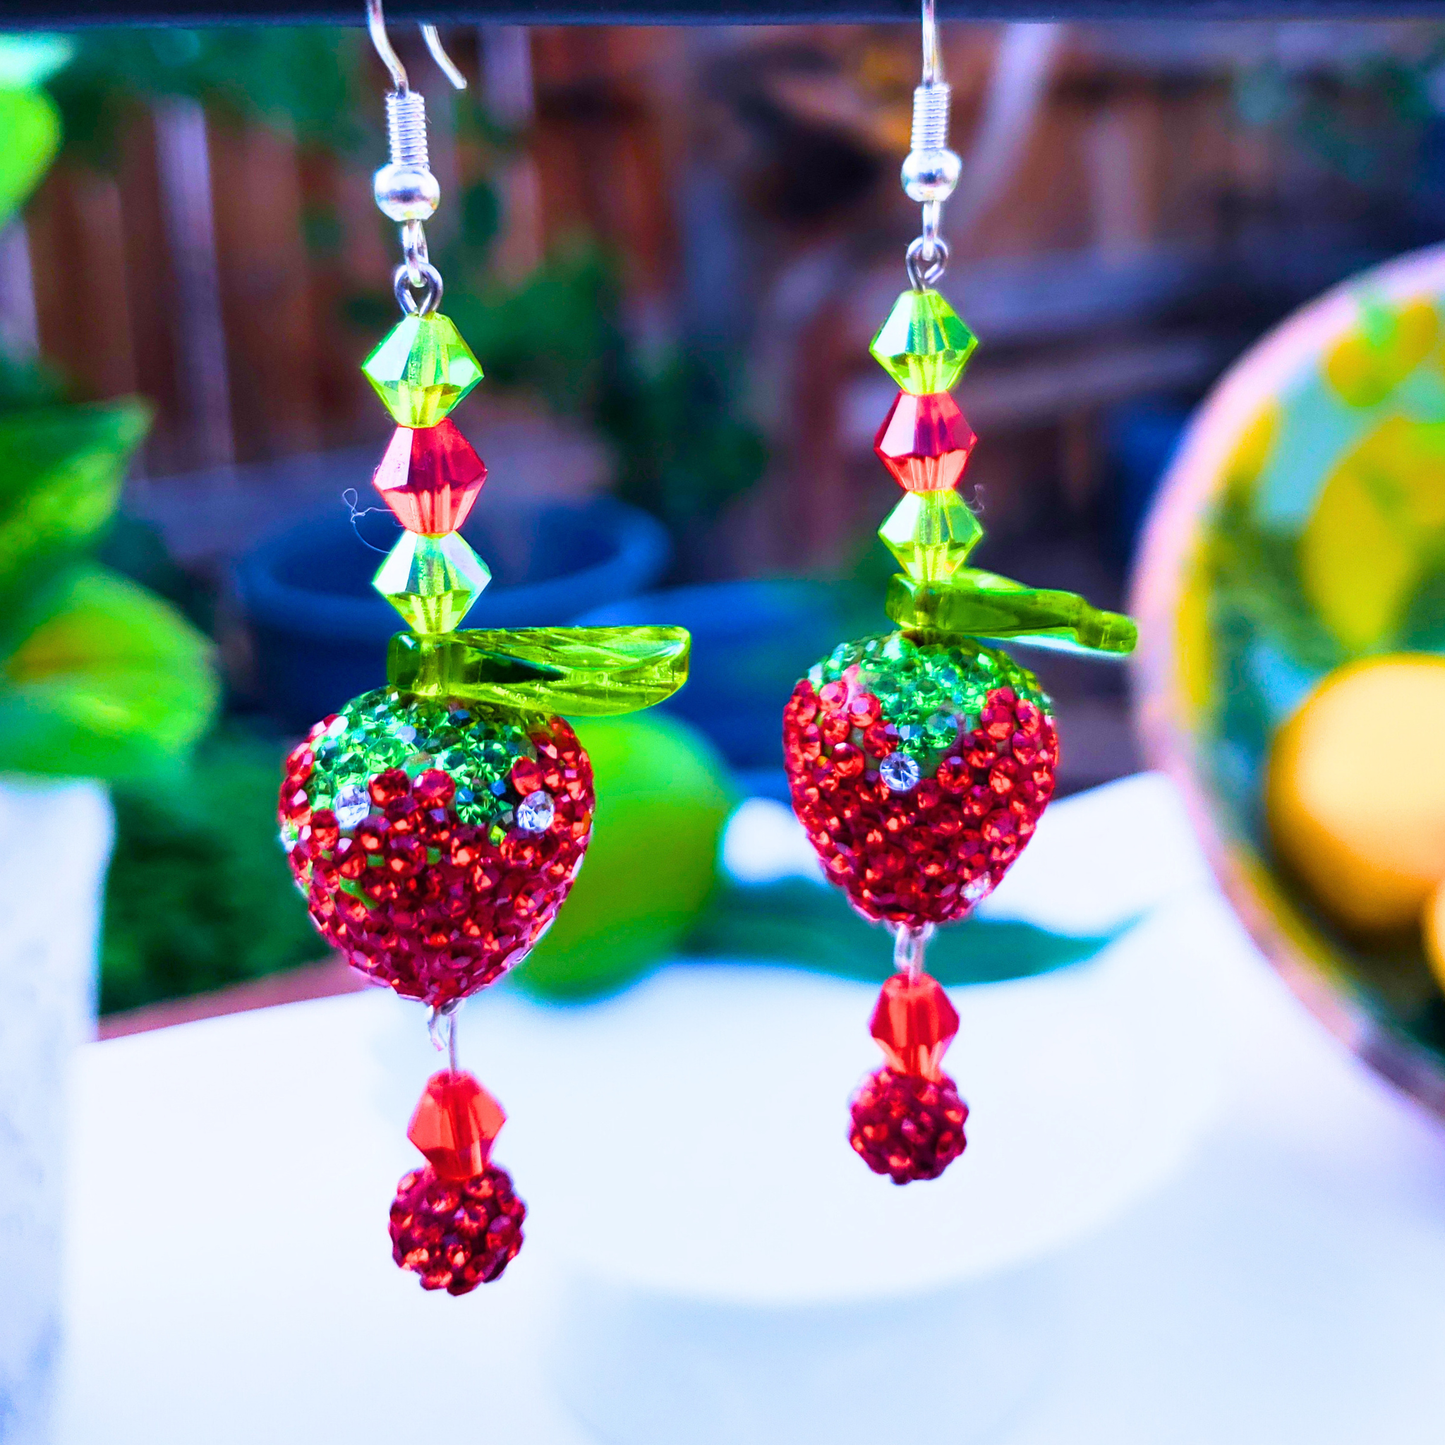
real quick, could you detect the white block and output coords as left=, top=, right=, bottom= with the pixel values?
left=0, top=780, right=110, bottom=1445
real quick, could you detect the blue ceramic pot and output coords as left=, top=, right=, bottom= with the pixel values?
left=237, top=496, right=670, bottom=731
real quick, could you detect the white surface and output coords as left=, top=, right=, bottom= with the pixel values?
left=54, top=773, right=1445, bottom=1444
left=529, top=923, right=1221, bottom=1304
left=0, top=779, right=110, bottom=1445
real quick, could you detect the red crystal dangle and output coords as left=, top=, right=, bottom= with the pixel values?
left=849, top=926, right=968, bottom=1184
left=389, top=1008, right=526, bottom=1294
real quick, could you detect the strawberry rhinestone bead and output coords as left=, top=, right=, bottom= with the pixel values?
left=849, top=1067, right=968, bottom=1184
left=280, top=690, right=595, bottom=1007
left=390, top=1162, right=526, bottom=1294
left=783, top=632, right=1057, bottom=926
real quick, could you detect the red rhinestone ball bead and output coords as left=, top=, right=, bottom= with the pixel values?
left=849, top=1066, right=968, bottom=1184
left=783, top=633, right=1057, bottom=926
left=280, top=690, right=595, bottom=1007
left=390, top=1163, right=526, bottom=1294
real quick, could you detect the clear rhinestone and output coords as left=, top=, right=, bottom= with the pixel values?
left=515, top=789, right=556, bottom=833
left=880, top=752, right=922, bottom=793
left=334, top=782, right=371, bottom=829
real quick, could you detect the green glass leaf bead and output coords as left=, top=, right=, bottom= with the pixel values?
left=373, top=531, right=491, bottom=635
left=869, top=288, right=978, bottom=394
left=361, top=313, right=483, bottom=427
left=387, top=625, right=690, bottom=714
left=885, top=570, right=1138, bottom=656
left=879, top=489, right=983, bottom=584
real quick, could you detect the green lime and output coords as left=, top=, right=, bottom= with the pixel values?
left=512, top=712, right=736, bottom=1000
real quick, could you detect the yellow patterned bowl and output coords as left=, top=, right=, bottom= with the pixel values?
left=1134, top=243, right=1445, bottom=1116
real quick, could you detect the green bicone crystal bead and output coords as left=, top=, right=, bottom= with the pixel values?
left=869, top=288, right=978, bottom=395
left=374, top=531, right=491, bottom=635
left=879, top=489, right=984, bottom=584
left=361, top=312, right=483, bottom=427
left=388, top=625, right=690, bottom=715
left=885, top=570, right=1138, bottom=656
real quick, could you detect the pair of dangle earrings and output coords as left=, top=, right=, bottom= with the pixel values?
left=278, top=1, right=1133, bottom=1297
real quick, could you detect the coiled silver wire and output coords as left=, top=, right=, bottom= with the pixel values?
left=385, top=90, right=429, bottom=170
left=911, top=82, right=951, bottom=155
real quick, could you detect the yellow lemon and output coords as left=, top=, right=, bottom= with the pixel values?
left=1323, top=298, right=1438, bottom=408
left=1266, top=655, right=1445, bottom=934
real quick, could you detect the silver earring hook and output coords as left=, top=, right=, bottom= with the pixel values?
left=365, top=0, right=468, bottom=94
left=901, top=0, right=959, bottom=288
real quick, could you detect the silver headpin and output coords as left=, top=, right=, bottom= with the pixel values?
left=903, top=0, right=961, bottom=291
left=365, top=0, right=468, bottom=316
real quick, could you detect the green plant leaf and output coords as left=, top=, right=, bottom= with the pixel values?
left=102, top=726, right=324, bottom=1014
left=0, top=399, right=150, bottom=620
left=685, top=878, right=1120, bottom=986
left=0, top=563, right=217, bottom=780
left=0, top=83, right=61, bottom=227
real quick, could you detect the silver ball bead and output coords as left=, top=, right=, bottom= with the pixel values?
left=373, top=163, right=440, bottom=222
left=901, top=148, right=962, bottom=204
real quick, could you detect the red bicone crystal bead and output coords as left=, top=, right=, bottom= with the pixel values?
left=407, top=1070, right=506, bottom=1180
left=873, top=391, right=977, bottom=493
left=372, top=419, right=488, bottom=534
left=869, top=971, right=959, bottom=1079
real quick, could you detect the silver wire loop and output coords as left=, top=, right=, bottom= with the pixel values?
left=893, top=922, right=934, bottom=982
left=402, top=217, right=429, bottom=270
left=426, top=1000, right=462, bottom=1074
left=906, top=235, right=949, bottom=290
left=426, top=998, right=459, bottom=1051
left=395, top=260, right=443, bottom=315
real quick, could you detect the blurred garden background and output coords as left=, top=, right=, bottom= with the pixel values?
left=8, top=16, right=1445, bottom=1014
